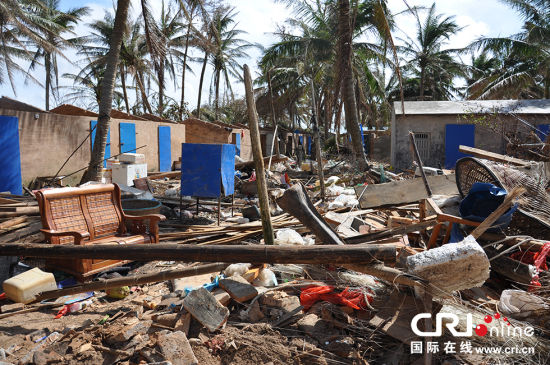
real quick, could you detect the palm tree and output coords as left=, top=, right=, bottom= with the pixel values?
left=27, top=0, right=89, bottom=110
left=468, top=0, right=550, bottom=99
left=0, top=0, right=58, bottom=93
left=208, top=6, right=256, bottom=120
left=155, top=1, right=185, bottom=115
left=399, top=3, right=465, bottom=100
left=177, top=0, right=205, bottom=120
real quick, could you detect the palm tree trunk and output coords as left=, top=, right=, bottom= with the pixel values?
left=158, top=58, right=165, bottom=115
left=338, top=0, right=367, bottom=169
left=179, top=22, right=192, bottom=121
left=196, top=50, right=208, bottom=118
left=45, top=53, right=51, bottom=111
left=215, top=69, right=220, bottom=120
left=137, top=71, right=153, bottom=114
left=419, top=66, right=425, bottom=101
left=120, top=64, right=130, bottom=113
left=81, top=0, right=130, bottom=184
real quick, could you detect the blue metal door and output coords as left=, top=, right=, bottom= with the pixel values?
left=0, top=116, right=22, bottom=195
left=91, top=120, right=110, bottom=167
left=119, top=122, right=136, bottom=154
left=158, top=126, right=171, bottom=172
left=445, top=124, right=475, bottom=168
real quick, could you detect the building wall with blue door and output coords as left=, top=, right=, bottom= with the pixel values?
left=391, top=100, right=550, bottom=170
left=0, top=107, right=186, bottom=185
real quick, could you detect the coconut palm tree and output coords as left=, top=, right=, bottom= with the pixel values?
left=399, top=2, right=465, bottom=100
left=468, top=0, right=550, bottom=99
left=81, top=0, right=165, bottom=183
left=208, top=6, right=256, bottom=120
left=0, top=0, right=58, bottom=93
left=155, top=1, right=185, bottom=115
left=27, top=0, right=89, bottom=110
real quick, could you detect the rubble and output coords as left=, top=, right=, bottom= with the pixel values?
left=1, top=146, right=550, bottom=365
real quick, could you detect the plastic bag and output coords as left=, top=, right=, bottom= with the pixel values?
left=498, top=289, right=549, bottom=319
left=274, top=228, right=313, bottom=245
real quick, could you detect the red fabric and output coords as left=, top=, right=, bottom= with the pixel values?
left=300, top=285, right=373, bottom=311
left=510, top=242, right=550, bottom=291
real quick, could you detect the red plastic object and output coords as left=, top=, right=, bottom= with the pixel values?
left=511, top=242, right=550, bottom=291
left=0, top=292, right=6, bottom=300
left=300, top=285, right=372, bottom=311
left=54, top=305, right=69, bottom=319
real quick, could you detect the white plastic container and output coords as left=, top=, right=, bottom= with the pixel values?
left=112, top=163, right=147, bottom=186
left=119, top=153, right=146, bottom=164
left=3, top=268, right=57, bottom=304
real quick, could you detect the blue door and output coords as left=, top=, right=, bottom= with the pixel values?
left=119, top=122, right=136, bottom=153
left=536, top=124, right=550, bottom=142
left=0, top=116, right=22, bottom=195
left=91, top=120, right=110, bottom=167
left=233, top=132, right=241, bottom=156
left=445, top=124, right=475, bottom=168
left=158, top=126, right=171, bottom=172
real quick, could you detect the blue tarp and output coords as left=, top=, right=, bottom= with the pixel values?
left=180, top=143, right=235, bottom=198
left=0, top=116, right=22, bottom=195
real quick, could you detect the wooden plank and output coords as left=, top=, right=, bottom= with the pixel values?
left=355, top=174, right=458, bottom=209
left=458, top=145, right=530, bottom=166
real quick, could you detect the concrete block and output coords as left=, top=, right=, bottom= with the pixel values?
left=406, top=235, right=490, bottom=294
left=183, top=287, right=229, bottom=332
left=157, top=331, right=198, bottom=365
left=219, top=275, right=258, bottom=302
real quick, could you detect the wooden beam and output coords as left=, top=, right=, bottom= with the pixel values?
left=458, top=145, right=530, bottom=166
left=34, top=262, right=227, bottom=302
left=0, top=242, right=396, bottom=265
left=354, top=174, right=458, bottom=209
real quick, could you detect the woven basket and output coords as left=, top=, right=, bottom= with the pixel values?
left=455, top=157, right=550, bottom=229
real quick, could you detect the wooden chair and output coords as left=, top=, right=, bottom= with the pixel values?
left=36, top=183, right=165, bottom=281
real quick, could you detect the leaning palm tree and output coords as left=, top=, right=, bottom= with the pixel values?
left=398, top=2, right=465, bottom=100
left=80, top=0, right=165, bottom=183
left=27, top=0, right=89, bottom=110
left=468, top=0, right=550, bottom=99
left=208, top=6, right=256, bottom=120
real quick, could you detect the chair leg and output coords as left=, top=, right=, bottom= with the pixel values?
left=427, top=223, right=442, bottom=249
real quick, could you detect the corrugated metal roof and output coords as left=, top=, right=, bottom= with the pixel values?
left=394, top=99, right=550, bottom=115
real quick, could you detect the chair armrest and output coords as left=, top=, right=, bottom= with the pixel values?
left=123, top=214, right=166, bottom=222
left=40, top=229, right=90, bottom=244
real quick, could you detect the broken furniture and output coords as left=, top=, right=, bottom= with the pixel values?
left=180, top=143, right=235, bottom=225
left=35, top=183, right=165, bottom=280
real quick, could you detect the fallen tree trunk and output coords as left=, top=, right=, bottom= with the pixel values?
left=0, top=243, right=395, bottom=265
left=35, top=262, right=227, bottom=302
left=277, top=183, right=345, bottom=245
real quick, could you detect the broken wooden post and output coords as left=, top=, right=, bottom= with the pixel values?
left=409, top=131, right=432, bottom=197
left=243, top=64, right=274, bottom=245
left=33, top=262, right=227, bottom=302
left=277, top=183, right=344, bottom=245
left=311, top=80, right=326, bottom=201
left=0, top=242, right=395, bottom=265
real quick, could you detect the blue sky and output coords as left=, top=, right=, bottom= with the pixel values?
left=0, top=0, right=524, bottom=112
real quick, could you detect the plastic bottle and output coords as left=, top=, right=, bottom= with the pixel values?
left=68, top=299, right=93, bottom=313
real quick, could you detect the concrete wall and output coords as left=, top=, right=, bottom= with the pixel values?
left=391, top=112, right=550, bottom=170
left=0, top=109, right=185, bottom=185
